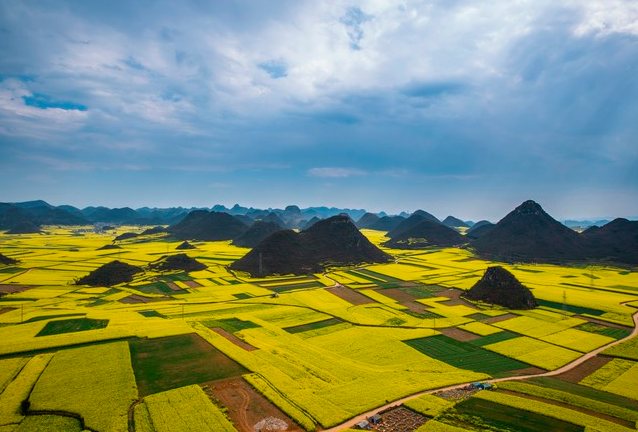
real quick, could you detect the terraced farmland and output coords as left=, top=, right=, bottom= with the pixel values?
left=0, top=226, right=637, bottom=432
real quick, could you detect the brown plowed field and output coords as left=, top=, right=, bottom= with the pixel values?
left=0, top=284, right=36, bottom=294
left=553, top=355, right=613, bottom=383
left=205, top=377, right=304, bottom=432
left=439, top=327, right=481, bottom=342
left=327, top=284, right=374, bottom=305
left=119, top=294, right=173, bottom=304
left=211, top=327, right=257, bottom=351
left=481, top=313, right=518, bottom=324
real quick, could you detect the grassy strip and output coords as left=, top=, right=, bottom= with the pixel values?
left=35, top=318, right=109, bottom=337
left=355, top=268, right=404, bottom=283
left=269, top=281, right=325, bottom=293
left=529, top=377, right=638, bottom=412
left=498, top=381, right=638, bottom=423
left=474, top=390, right=634, bottom=432
left=138, top=310, right=166, bottom=319
left=536, top=299, right=604, bottom=316
left=284, top=318, right=342, bottom=334
left=404, top=335, right=531, bottom=376
left=467, top=331, right=518, bottom=347
left=439, top=396, right=582, bottom=432
left=576, top=323, right=630, bottom=340
left=200, top=317, right=259, bottom=333
left=400, top=286, right=442, bottom=299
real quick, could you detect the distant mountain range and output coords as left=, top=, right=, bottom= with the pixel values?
left=0, top=200, right=369, bottom=232
left=2, top=198, right=636, bottom=265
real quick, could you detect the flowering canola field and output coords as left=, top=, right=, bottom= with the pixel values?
left=0, top=226, right=637, bottom=431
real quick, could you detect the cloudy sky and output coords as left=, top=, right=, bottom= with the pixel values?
left=1, top=0, right=637, bottom=220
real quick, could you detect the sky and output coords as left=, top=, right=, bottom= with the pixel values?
left=1, top=0, right=637, bottom=221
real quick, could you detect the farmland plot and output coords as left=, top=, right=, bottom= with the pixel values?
left=29, top=342, right=137, bottom=432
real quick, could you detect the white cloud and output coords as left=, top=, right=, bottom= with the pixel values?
left=570, top=0, right=638, bottom=37
left=308, top=167, right=367, bottom=178
left=5, top=0, right=636, bottom=129
left=0, top=78, right=89, bottom=140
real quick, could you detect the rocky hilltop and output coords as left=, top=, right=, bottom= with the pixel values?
left=149, top=254, right=206, bottom=272
left=462, top=266, right=536, bottom=309
left=384, top=219, right=467, bottom=249
left=387, top=213, right=437, bottom=239
left=231, top=221, right=282, bottom=248
left=356, top=212, right=380, bottom=229
left=6, top=221, right=42, bottom=234
left=472, top=200, right=583, bottom=262
left=442, top=215, right=469, bottom=228
left=169, top=210, right=248, bottom=241
left=368, top=216, right=405, bottom=231
left=581, top=218, right=638, bottom=265
left=75, top=261, right=143, bottom=286
left=176, top=241, right=196, bottom=250
left=230, top=215, right=392, bottom=276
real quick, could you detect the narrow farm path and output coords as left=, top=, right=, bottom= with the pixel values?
left=235, top=386, right=253, bottom=432
left=323, top=310, right=638, bottom=432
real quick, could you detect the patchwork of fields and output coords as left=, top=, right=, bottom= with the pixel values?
left=0, top=226, right=637, bottom=432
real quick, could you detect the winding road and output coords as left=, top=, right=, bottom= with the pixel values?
left=323, top=309, right=638, bottom=432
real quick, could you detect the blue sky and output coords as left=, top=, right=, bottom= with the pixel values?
left=1, top=0, right=637, bottom=220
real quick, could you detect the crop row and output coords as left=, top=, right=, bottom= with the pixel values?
left=415, top=420, right=471, bottom=432
left=582, top=360, right=638, bottom=400
left=498, top=381, right=638, bottom=423
left=404, top=335, right=530, bottom=376
left=0, top=357, right=29, bottom=394
left=484, top=336, right=580, bottom=370
left=474, top=390, right=634, bottom=432
left=580, top=358, right=635, bottom=389
left=0, top=354, right=53, bottom=426
left=135, top=385, right=237, bottom=432
left=403, top=394, right=454, bottom=418
left=29, top=341, right=137, bottom=432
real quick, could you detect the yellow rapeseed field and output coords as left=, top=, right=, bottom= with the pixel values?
left=1, top=226, right=637, bottom=431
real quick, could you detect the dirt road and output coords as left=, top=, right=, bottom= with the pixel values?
left=323, top=310, right=638, bottom=432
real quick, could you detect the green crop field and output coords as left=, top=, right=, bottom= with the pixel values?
left=283, top=317, right=343, bottom=333
left=0, top=227, right=637, bottom=432
left=35, top=317, right=109, bottom=336
left=404, top=334, right=532, bottom=376
left=129, top=333, right=248, bottom=396
left=439, top=396, right=584, bottom=432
